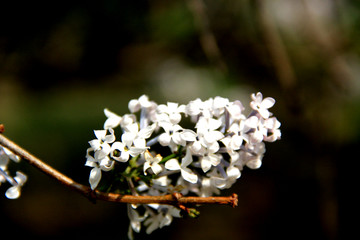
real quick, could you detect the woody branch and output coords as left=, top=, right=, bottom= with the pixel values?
left=0, top=132, right=238, bottom=208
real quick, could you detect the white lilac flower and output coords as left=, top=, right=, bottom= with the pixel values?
left=242, top=142, right=266, bottom=169
left=199, top=153, right=222, bottom=173
left=151, top=175, right=170, bottom=188
left=226, top=100, right=245, bottom=121
left=88, top=128, right=115, bottom=158
left=186, top=98, right=214, bottom=119
left=144, top=206, right=181, bottom=234
left=157, top=102, right=186, bottom=124
left=127, top=204, right=147, bottom=240
left=212, top=96, right=229, bottom=117
left=194, top=116, right=224, bottom=153
left=103, top=108, right=122, bottom=129
left=5, top=171, right=27, bottom=199
left=120, top=114, right=137, bottom=129
left=110, top=141, right=146, bottom=163
left=221, top=121, right=249, bottom=152
left=122, top=123, right=156, bottom=149
left=249, top=117, right=268, bottom=144
left=263, top=117, right=281, bottom=142
left=0, top=146, right=26, bottom=198
left=250, top=92, right=275, bottom=119
left=165, top=148, right=198, bottom=184
left=206, top=163, right=240, bottom=190
left=189, top=137, right=206, bottom=156
left=128, top=95, right=156, bottom=113
left=143, top=150, right=163, bottom=175
left=158, top=122, right=184, bottom=148
left=85, top=149, right=114, bottom=190
left=199, top=177, right=220, bottom=197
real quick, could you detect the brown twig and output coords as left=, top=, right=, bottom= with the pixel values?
left=0, top=133, right=237, bottom=208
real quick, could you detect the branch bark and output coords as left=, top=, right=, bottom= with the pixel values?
left=0, top=133, right=237, bottom=208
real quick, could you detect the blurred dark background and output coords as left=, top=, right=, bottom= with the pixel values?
left=1, top=0, right=359, bottom=239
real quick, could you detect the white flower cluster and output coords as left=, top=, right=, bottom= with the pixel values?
left=85, top=93, right=281, bottom=238
left=0, top=145, right=27, bottom=199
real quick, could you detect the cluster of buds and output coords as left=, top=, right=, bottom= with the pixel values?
left=85, top=93, right=281, bottom=238
left=0, top=145, right=27, bottom=199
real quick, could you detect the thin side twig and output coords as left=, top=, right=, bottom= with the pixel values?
left=0, top=133, right=238, bottom=208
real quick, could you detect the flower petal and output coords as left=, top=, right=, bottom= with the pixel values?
left=89, top=167, right=102, bottom=190
left=143, top=162, right=151, bottom=175
left=14, top=171, right=27, bottom=185
left=128, top=99, right=140, bottom=113
left=226, top=166, right=241, bottom=179
left=165, top=159, right=181, bottom=171
left=151, top=164, right=163, bottom=175
left=181, top=149, right=193, bottom=168
left=158, top=133, right=171, bottom=146
left=94, top=130, right=106, bottom=140
left=200, top=158, right=212, bottom=173
left=207, top=153, right=221, bottom=166
left=245, top=116, right=258, bottom=129
left=104, top=128, right=115, bottom=143
left=172, top=132, right=185, bottom=146
left=261, top=97, right=275, bottom=109
left=169, top=113, right=181, bottom=124
left=181, top=168, right=198, bottom=184
left=5, top=186, right=20, bottom=199
left=181, top=129, right=197, bottom=142
left=104, top=109, right=122, bottom=129
left=138, top=124, right=156, bottom=139
left=129, top=147, right=147, bottom=157
left=246, top=158, right=262, bottom=169
left=258, top=108, right=270, bottom=119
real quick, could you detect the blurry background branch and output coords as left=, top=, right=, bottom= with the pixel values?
left=186, top=0, right=228, bottom=72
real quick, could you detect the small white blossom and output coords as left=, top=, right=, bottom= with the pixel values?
left=212, top=96, right=229, bottom=117
left=122, top=123, right=156, bottom=149
left=226, top=100, right=245, bottom=121
left=263, top=117, right=281, bottom=142
left=128, top=95, right=156, bottom=113
left=110, top=141, right=146, bottom=163
left=250, top=92, right=275, bottom=119
left=158, top=122, right=184, bottom=148
left=5, top=171, right=27, bottom=199
left=221, top=121, right=249, bottom=152
left=144, top=205, right=181, bottom=234
left=127, top=204, right=147, bottom=239
left=165, top=149, right=198, bottom=184
left=249, top=116, right=268, bottom=144
left=199, top=177, right=220, bottom=197
left=0, top=146, right=27, bottom=199
left=85, top=149, right=114, bottom=190
left=143, top=150, right=163, bottom=175
left=157, top=102, right=186, bottom=124
left=103, top=108, right=122, bottom=129
left=186, top=98, right=214, bottom=119
left=88, top=128, right=115, bottom=158
left=194, top=117, right=224, bottom=153
left=199, top=153, right=222, bottom=173
left=242, top=142, right=266, bottom=169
